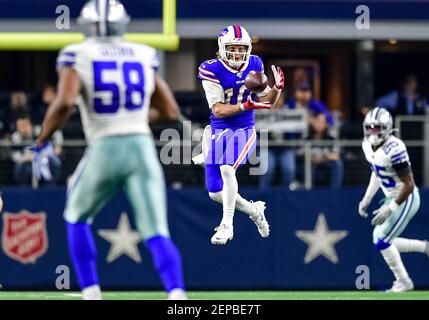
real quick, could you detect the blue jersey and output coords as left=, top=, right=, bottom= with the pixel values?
left=198, top=55, right=265, bottom=130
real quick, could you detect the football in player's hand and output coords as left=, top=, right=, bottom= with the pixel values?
left=245, top=71, right=268, bottom=93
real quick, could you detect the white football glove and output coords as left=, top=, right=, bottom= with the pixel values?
left=371, top=201, right=399, bottom=226
left=358, top=197, right=371, bottom=218
left=192, top=125, right=212, bottom=166
left=28, top=142, right=56, bottom=181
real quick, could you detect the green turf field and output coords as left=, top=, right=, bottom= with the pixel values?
left=0, top=291, right=428, bottom=300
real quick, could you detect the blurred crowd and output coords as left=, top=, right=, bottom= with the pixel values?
left=0, top=85, right=63, bottom=185
left=259, top=72, right=428, bottom=190
left=0, top=73, right=427, bottom=188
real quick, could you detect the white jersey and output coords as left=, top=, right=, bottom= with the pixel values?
left=362, top=135, right=411, bottom=198
left=56, top=38, right=159, bottom=144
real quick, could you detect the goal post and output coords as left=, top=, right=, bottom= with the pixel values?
left=0, top=0, right=179, bottom=51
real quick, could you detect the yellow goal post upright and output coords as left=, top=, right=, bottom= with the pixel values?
left=0, top=0, right=179, bottom=51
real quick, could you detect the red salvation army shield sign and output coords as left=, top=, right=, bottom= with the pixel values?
left=1, top=210, right=48, bottom=264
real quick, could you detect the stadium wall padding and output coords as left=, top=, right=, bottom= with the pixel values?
left=0, top=187, right=428, bottom=290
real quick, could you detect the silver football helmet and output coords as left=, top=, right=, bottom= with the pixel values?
left=77, top=0, right=130, bottom=38
left=363, top=107, right=393, bottom=147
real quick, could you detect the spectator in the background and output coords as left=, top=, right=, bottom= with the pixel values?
left=33, top=84, right=56, bottom=124
left=10, top=111, right=63, bottom=185
left=0, top=91, right=10, bottom=137
left=259, top=92, right=299, bottom=190
left=259, top=83, right=336, bottom=190
left=286, top=82, right=334, bottom=126
left=7, top=91, right=30, bottom=133
left=375, top=73, right=428, bottom=116
left=301, top=113, right=343, bottom=189
left=286, top=82, right=335, bottom=187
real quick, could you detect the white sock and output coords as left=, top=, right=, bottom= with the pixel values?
left=82, top=284, right=102, bottom=300
left=219, top=165, right=238, bottom=227
left=393, top=237, right=426, bottom=253
left=235, top=194, right=257, bottom=217
left=380, top=245, right=410, bottom=281
left=208, top=191, right=256, bottom=217
left=168, top=288, right=188, bottom=300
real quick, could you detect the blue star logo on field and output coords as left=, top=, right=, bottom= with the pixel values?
left=295, top=213, right=348, bottom=264
left=97, top=212, right=142, bottom=263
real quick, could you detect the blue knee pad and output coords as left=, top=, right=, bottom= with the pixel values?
left=374, top=238, right=391, bottom=251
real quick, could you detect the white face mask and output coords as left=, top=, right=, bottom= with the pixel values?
left=368, top=134, right=384, bottom=147
left=223, top=45, right=250, bottom=68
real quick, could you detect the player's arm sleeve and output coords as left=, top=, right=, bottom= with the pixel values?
left=390, top=142, right=411, bottom=176
left=198, top=63, right=220, bottom=84
left=392, top=161, right=411, bottom=177
left=390, top=142, right=409, bottom=165
left=201, top=80, right=224, bottom=108
left=363, top=171, right=381, bottom=200
left=151, top=50, right=160, bottom=72
left=361, top=141, right=380, bottom=200
left=56, top=47, right=78, bottom=71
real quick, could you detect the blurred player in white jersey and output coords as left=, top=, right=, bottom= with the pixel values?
left=31, top=0, right=186, bottom=300
left=359, top=107, right=429, bottom=292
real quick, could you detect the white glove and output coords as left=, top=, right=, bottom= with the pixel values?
left=29, top=142, right=56, bottom=181
left=201, top=125, right=212, bottom=158
left=191, top=125, right=212, bottom=167
left=191, top=153, right=205, bottom=166
left=371, top=201, right=399, bottom=226
left=358, top=197, right=371, bottom=218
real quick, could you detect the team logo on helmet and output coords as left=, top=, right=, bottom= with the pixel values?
left=218, top=28, right=228, bottom=38
left=218, top=25, right=252, bottom=69
left=1, top=210, right=48, bottom=264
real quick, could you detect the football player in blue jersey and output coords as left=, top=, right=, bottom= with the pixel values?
left=197, top=25, right=284, bottom=245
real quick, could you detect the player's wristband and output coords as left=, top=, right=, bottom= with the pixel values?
left=239, top=103, right=245, bottom=112
left=388, top=201, right=399, bottom=212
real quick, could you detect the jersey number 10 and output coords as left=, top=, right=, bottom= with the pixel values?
left=93, top=61, right=145, bottom=114
left=224, top=85, right=251, bottom=105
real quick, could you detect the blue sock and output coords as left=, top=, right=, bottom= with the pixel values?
left=146, top=236, right=185, bottom=292
left=66, top=222, right=99, bottom=290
